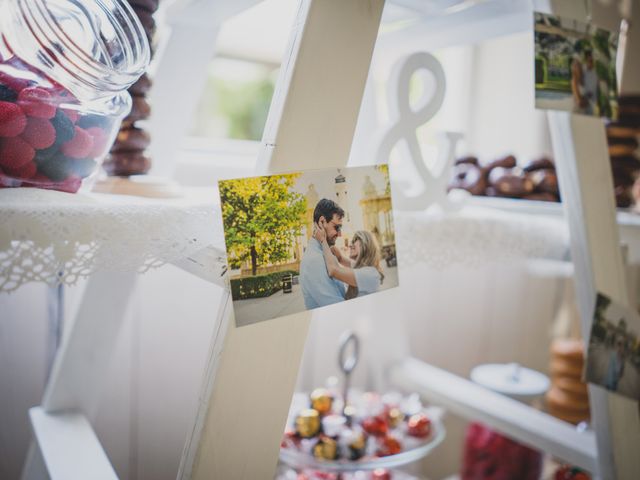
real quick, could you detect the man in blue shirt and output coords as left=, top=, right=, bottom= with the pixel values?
left=300, top=199, right=346, bottom=309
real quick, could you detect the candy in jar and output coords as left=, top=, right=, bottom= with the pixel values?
left=0, top=0, right=149, bottom=192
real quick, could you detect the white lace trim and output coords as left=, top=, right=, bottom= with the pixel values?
left=395, top=206, right=569, bottom=269
left=0, top=188, right=223, bottom=292
left=1, top=189, right=569, bottom=293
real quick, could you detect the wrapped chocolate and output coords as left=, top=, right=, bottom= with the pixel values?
left=339, top=427, right=367, bottom=461
left=386, top=407, right=404, bottom=429
left=313, top=435, right=338, bottom=460
left=362, top=415, right=388, bottom=437
left=407, top=413, right=431, bottom=438
left=376, top=435, right=402, bottom=457
left=523, top=157, right=554, bottom=172
left=489, top=167, right=534, bottom=198
left=371, top=469, right=392, bottom=480
left=449, top=163, right=487, bottom=196
left=455, top=156, right=479, bottom=166
left=310, top=388, right=333, bottom=416
left=296, top=409, right=321, bottom=438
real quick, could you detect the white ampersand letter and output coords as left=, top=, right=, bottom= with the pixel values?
left=376, top=52, right=462, bottom=211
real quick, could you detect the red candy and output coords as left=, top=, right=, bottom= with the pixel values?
left=371, top=469, right=391, bottom=480
left=362, top=416, right=388, bottom=437
left=376, top=435, right=402, bottom=457
left=0, top=57, right=116, bottom=193
left=0, top=101, right=27, bottom=137
left=4, top=160, right=36, bottom=179
left=407, top=413, right=431, bottom=438
left=0, top=136, right=35, bottom=169
left=17, top=87, right=56, bottom=119
left=0, top=70, right=32, bottom=93
left=62, top=108, right=79, bottom=123
left=61, top=126, right=93, bottom=158
left=21, top=117, right=56, bottom=149
left=555, top=466, right=591, bottom=480
left=25, top=174, right=82, bottom=193
left=86, top=126, right=109, bottom=157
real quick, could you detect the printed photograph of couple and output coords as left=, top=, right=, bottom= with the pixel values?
left=585, top=293, right=640, bottom=401
left=534, top=11, right=618, bottom=118
left=219, top=165, right=399, bottom=327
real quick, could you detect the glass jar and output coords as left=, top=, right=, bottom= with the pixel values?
left=0, top=0, right=149, bottom=193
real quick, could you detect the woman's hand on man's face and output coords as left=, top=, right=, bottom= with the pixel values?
left=313, top=220, right=327, bottom=243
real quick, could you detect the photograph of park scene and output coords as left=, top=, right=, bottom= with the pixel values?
left=534, top=12, right=618, bottom=118
left=586, top=294, right=640, bottom=401
left=218, top=165, right=399, bottom=327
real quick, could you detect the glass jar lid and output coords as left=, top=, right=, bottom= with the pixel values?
left=0, top=0, right=150, bottom=100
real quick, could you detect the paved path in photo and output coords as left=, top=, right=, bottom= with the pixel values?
left=234, top=266, right=399, bottom=326
left=535, top=91, right=575, bottom=112
left=235, top=284, right=306, bottom=326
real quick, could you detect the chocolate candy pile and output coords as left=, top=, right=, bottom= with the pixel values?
left=0, top=57, right=114, bottom=193
left=103, top=0, right=158, bottom=177
left=449, top=155, right=560, bottom=202
left=607, top=95, right=640, bottom=208
left=282, top=389, right=432, bottom=465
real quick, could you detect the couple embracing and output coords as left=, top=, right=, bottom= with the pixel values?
left=300, top=199, right=384, bottom=309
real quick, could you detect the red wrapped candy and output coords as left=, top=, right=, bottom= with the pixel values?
left=407, top=413, right=431, bottom=438
left=362, top=415, right=388, bottom=437
left=376, top=435, right=402, bottom=457
left=371, top=469, right=392, bottom=480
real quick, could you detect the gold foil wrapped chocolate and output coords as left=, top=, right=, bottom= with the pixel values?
left=313, top=436, right=338, bottom=460
left=348, top=430, right=366, bottom=460
left=295, top=409, right=320, bottom=438
left=387, top=407, right=404, bottom=428
left=310, top=388, right=333, bottom=415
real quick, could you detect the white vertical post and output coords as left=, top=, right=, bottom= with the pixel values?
left=148, top=0, right=262, bottom=177
left=178, top=1, right=384, bottom=478
left=22, top=272, right=138, bottom=479
left=550, top=112, right=640, bottom=480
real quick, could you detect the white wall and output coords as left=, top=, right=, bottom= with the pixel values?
left=0, top=284, right=49, bottom=480
left=466, top=31, right=553, bottom=165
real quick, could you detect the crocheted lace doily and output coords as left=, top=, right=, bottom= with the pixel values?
left=0, top=188, right=224, bottom=292
left=394, top=205, right=569, bottom=270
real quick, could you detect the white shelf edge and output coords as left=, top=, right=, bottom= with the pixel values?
left=467, top=196, right=640, bottom=228
left=28, top=407, right=117, bottom=480
left=390, top=358, right=598, bottom=472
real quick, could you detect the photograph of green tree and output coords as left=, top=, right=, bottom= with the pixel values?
left=219, top=166, right=399, bottom=326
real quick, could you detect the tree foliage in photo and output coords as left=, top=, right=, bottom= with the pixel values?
left=220, top=174, right=307, bottom=275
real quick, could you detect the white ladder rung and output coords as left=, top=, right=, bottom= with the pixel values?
left=29, top=407, right=118, bottom=480
left=390, top=358, right=598, bottom=472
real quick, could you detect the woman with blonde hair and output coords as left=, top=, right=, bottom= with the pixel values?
left=313, top=220, right=384, bottom=300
